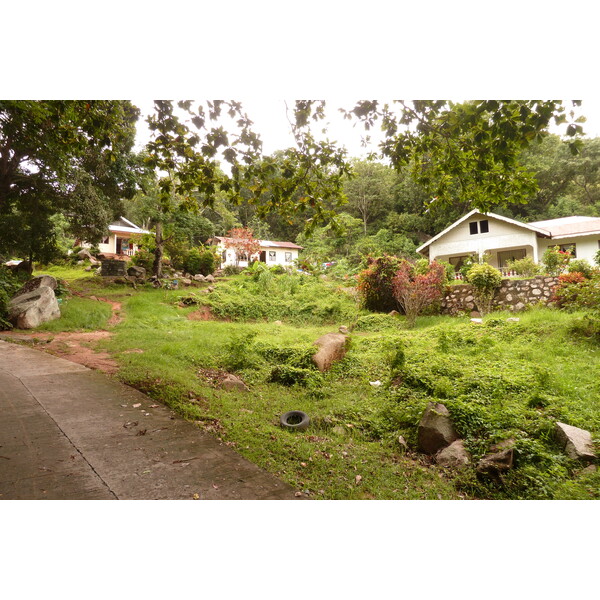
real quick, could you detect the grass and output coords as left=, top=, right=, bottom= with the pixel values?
left=23, top=265, right=600, bottom=499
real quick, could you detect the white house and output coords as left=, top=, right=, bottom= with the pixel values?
left=417, top=210, right=600, bottom=273
left=90, top=217, right=150, bottom=258
left=209, top=236, right=303, bottom=269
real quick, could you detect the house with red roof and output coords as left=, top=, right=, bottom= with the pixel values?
left=209, top=236, right=303, bottom=269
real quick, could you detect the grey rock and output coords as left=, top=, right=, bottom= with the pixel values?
left=13, top=275, right=58, bottom=299
left=127, top=265, right=146, bottom=278
left=555, top=422, right=595, bottom=461
left=389, top=310, right=401, bottom=317
left=8, top=286, right=61, bottom=329
left=435, top=440, right=470, bottom=467
left=338, top=325, right=349, bottom=334
left=417, top=402, right=459, bottom=455
left=470, top=318, right=483, bottom=324
left=205, top=274, right=215, bottom=283
left=77, top=249, right=94, bottom=260
left=181, top=278, right=192, bottom=286
left=221, top=374, right=249, bottom=392
left=193, top=274, right=206, bottom=281
left=476, top=448, right=514, bottom=477
left=506, top=317, right=520, bottom=323
left=312, top=332, right=349, bottom=372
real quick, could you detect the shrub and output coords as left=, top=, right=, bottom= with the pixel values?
left=357, top=255, right=403, bottom=312
left=268, top=365, right=321, bottom=387
left=552, top=272, right=600, bottom=310
left=506, top=256, right=541, bottom=277
left=131, top=248, right=155, bottom=272
left=542, top=246, right=571, bottom=276
left=595, top=249, right=600, bottom=267
left=466, top=263, right=503, bottom=315
left=0, top=267, right=27, bottom=330
left=183, top=247, right=216, bottom=276
left=392, top=260, right=446, bottom=327
left=567, top=259, right=593, bottom=279
left=223, top=265, right=242, bottom=276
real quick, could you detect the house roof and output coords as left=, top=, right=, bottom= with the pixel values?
left=416, top=209, right=551, bottom=254
left=210, top=236, right=303, bottom=250
left=528, top=216, right=600, bottom=239
left=108, top=217, right=151, bottom=235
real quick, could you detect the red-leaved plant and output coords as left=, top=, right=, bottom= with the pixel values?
left=224, top=227, right=261, bottom=265
left=392, top=260, right=446, bottom=327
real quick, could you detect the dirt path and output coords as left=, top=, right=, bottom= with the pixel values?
left=1, top=297, right=122, bottom=374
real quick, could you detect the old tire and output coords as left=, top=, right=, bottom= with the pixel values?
left=280, top=410, right=310, bottom=431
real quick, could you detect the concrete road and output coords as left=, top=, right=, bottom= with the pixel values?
left=0, top=340, right=298, bottom=500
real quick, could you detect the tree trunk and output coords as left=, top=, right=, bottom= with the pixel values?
left=153, top=221, right=163, bottom=278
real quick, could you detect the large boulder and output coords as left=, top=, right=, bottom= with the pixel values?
left=555, top=422, right=595, bottom=461
left=312, top=333, right=349, bottom=372
left=417, top=402, right=459, bottom=455
left=12, top=275, right=57, bottom=299
left=77, top=248, right=94, bottom=260
left=435, top=439, right=471, bottom=467
left=127, top=265, right=146, bottom=279
left=8, top=286, right=61, bottom=329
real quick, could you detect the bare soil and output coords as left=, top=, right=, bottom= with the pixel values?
left=2, top=296, right=122, bottom=374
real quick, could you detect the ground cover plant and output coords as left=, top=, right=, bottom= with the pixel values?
left=13, top=265, right=600, bottom=499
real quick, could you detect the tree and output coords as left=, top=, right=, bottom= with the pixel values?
left=344, top=159, right=395, bottom=234
left=344, top=100, right=585, bottom=212
left=223, top=227, right=261, bottom=265
left=392, top=260, right=446, bottom=327
left=0, top=100, right=140, bottom=263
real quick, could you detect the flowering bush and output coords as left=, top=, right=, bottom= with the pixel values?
left=392, top=260, right=446, bottom=327
left=552, top=272, right=600, bottom=310
left=357, top=255, right=403, bottom=312
left=542, top=246, right=571, bottom=276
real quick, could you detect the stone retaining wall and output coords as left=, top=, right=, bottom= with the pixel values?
left=441, top=276, right=559, bottom=315
left=100, top=259, right=128, bottom=277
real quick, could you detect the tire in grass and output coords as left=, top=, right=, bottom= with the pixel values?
left=280, top=410, right=310, bottom=431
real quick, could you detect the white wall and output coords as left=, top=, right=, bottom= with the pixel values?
left=538, top=236, right=600, bottom=264
left=216, top=242, right=299, bottom=268
left=429, top=215, right=539, bottom=264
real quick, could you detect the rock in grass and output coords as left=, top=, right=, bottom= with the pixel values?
left=221, top=374, right=249, bottom=392
left=312, top=332, right=349, bottom=372
left=555, top=422, right=595, bottom=461
left=8, top=286, right=61, bottom=329
left=476, top=448, right=514, bottom=477
left=417, top=402, right=459, bottom=455
left=435, top=440, right=470, bottom=467
left=12, top=275, right=57, bottom=299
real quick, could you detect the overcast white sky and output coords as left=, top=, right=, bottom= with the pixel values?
left=134, top=98, right=600, bottom=158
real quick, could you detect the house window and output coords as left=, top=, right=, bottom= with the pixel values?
left=222, top=250, right=226, bottom=261
left=101, top=236, right=109, bottom=244
left=469, top=220, right=489, bottom=235
left=559, top=244, right=576, bottom=258
left=285, top=252, right=292, bottom=263
left=268, top=251, right=276, bottom=261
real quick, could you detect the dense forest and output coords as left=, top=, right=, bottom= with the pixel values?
left=122, top=133, right=600, bottom=273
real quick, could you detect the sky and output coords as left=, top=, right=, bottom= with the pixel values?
left=134, top=98, right=600, bottom=158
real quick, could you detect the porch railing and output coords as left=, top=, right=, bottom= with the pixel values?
left=453, top=267, right=518, bottom=281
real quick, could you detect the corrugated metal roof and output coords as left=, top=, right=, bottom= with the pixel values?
left=211, top=236, right=303, bottom=250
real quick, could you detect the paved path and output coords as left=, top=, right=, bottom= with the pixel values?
left=0, top=340, right=298, bottom=500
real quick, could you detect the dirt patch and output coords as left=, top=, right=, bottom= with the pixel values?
left=96, top=298, right=123, bottom=326
left=0, top=330, right=119, bottom=374
left=187, top=306, right=215, bottom=321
